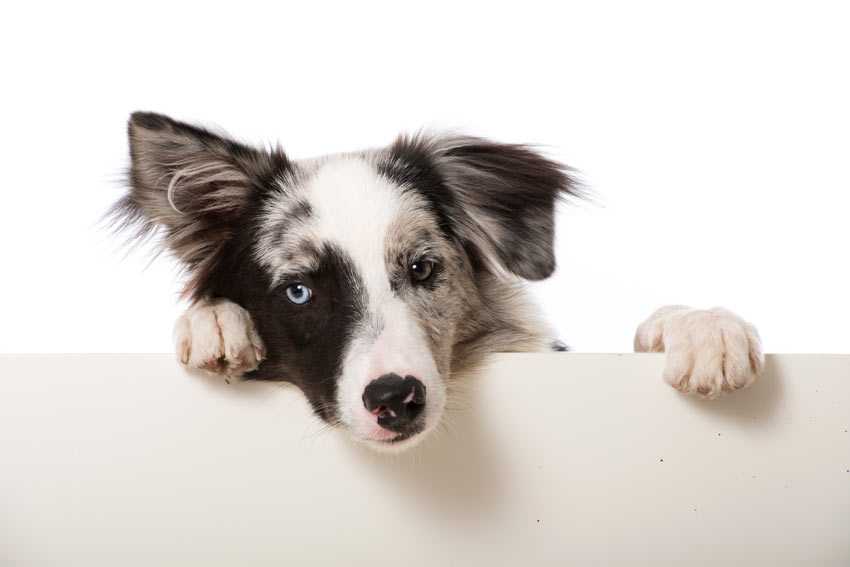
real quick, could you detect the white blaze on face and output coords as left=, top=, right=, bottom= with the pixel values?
left=304, top=157, right=445, bottom=445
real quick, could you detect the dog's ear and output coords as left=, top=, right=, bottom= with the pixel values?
left=386, top=134, right=580, bottom=280
left=112, top=111, right=290, bottom=298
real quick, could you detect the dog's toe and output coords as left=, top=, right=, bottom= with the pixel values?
left=174, top=298, right=265, bottom=380
left=637, top=305, right=764, bottom=398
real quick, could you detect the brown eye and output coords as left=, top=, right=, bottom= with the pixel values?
left=409, top=260, right=434, bottom=282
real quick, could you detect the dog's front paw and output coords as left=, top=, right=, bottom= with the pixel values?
left=634, top=305, right=764, bottom=398
left=174, top=298, right=265, bottom=381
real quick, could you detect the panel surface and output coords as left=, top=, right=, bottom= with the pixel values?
left=1, top=354, right=848, bottom=566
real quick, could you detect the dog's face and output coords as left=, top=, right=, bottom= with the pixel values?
left=116, top=112, right=577, bottom=449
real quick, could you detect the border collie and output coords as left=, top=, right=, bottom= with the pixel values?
left=112, top=112, right=764, bottom=450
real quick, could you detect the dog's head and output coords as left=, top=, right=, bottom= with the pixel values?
left=116, top=112, right=577, bottom=449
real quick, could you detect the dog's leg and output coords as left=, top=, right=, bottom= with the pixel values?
left=634, top=305, right=764, bottom=397
left=174, top=298, right=266, bottom=382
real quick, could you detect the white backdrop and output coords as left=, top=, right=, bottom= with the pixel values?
left=1, top=1, right=847, bottom=354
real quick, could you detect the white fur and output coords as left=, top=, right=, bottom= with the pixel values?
left=634, top=305, right=765, bottom=397
left=174, top=298, right=265, bottom=383
left=308, top=157, right=403, bottom=284
left=305, top=158, right=444, bottom=443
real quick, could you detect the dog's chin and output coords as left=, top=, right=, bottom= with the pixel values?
left=351, top=423, right=436, bottom=453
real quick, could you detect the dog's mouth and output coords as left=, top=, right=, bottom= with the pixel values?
left=355, top=422, right=431, bottom=451
left=380, top=429, right=420, bottom=445
left=364, top=424, right=424, bottom=444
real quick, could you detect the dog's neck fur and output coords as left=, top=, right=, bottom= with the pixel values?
left=451, top=273, right=553, bottom=377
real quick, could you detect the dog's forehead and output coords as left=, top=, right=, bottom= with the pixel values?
left=308, top=157, right=404, bottom=263
left=255, top=155, right=430, bottom=285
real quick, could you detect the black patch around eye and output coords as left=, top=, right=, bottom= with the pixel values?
left=207, top=236, right=366, bottom=424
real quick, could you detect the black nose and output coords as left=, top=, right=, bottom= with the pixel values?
left=362, top=373, right=426, bottom=432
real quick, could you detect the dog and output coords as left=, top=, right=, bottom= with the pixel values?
left=112, top=112, right=764, bottom=450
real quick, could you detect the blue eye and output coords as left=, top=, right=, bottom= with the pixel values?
left=285, top=284, right=313, bottom=305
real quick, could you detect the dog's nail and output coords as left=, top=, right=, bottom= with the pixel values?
left=179, top=342, right=191, bottom=364
left=254, top=346, right=263, bottom=362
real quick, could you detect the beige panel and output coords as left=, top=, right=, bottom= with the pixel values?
left=0, top=354, right=848, bottom=566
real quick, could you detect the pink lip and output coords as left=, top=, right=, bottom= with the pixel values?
left=367, top=427, right=398, bottom=441
left=362, top=425, right=421, bottom=445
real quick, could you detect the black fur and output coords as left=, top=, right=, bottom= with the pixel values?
left=211, top=240, right=367, bottom=421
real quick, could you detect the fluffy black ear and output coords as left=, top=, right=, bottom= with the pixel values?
left=112, top=111, right=290, bottom=299
left=384, top=134, right=580, bottom=280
